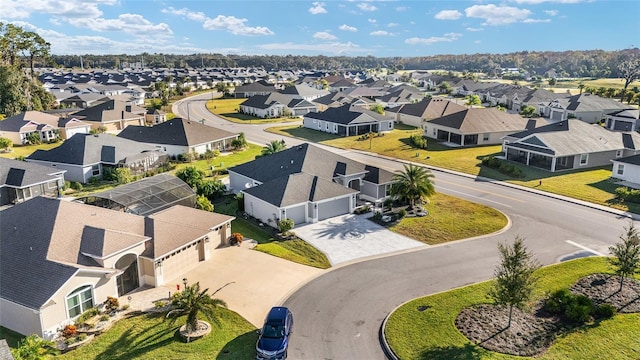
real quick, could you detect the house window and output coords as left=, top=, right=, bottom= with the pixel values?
left=616, top=150, right=623, bottom=158
left=579, top=154, right=588, bottom=166
left=91, top=164, right=100, bottom=176
left=618, top=164, right=625, bottom=175
left=66, top=285, right=94, bottom=318
left=483, top=133, right=490, bottom=141
left=432, top=128, right=436, bottom=136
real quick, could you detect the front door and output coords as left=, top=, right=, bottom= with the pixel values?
left=116, top=255, right=139, bottom=296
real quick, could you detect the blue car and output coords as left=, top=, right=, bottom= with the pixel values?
left=256, top=306, right=293, bottom=360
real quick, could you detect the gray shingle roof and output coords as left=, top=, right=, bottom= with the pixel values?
left=305, top=104, right=377, bottom=125
left=27, top=133, right=157, bottom=165
left=0, top=157, right=65, bottom=188
left=612, top=154, right=640, bottom=166
left=427, top=108, right=533, bottom=133
left=243, top=173, right=357, bottom=206
left=117, top=118, right=238, bottom=147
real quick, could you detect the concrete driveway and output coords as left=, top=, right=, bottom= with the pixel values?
left=163, top=246, right=324, bottom=327
left=294, top=214, right=426, bottom=265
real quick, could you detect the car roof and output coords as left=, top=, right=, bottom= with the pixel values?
left=266, top=306, right=290, bottom=322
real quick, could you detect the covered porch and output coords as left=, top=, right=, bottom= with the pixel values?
left=504, top=145, right=573, bottom=172
left=436, top=129, right=479, bottom=146
left=337, top=122, right=380, bottom=136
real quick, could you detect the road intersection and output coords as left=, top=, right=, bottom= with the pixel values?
left=175, top=93, right=634, bottom=359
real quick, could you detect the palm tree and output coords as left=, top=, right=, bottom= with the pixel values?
left=166, top=282, right=227, bottom=333
left=389, top=164, right=435, bottom=208
left=261, top=140, right=287, bottom=155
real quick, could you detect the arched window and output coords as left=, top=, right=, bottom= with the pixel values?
left=66, top=285, right=94, bottom=318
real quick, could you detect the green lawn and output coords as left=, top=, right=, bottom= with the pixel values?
left=0, top=142, right=62, bottom=159
left=206, top=98, right=302, bottom=124
left=384, top=257, right=640, bottom=360
left=57, top=310, right=257, bottom=359
left=171, top=144, right=263, bottom=178
left=213, top=196, right=331, bottom=269
left=268, top=124, right=639, bottom=213
left=389, top=193, right=507, bottom=245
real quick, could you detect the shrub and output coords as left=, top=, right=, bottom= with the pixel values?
left=103, top=296, right=119, bottom=313
left=77, top=307, right=100, bottom=325
left=482, top=156, right=524, bottom=178
left=543, top=288, right=573, bottom=314
left=70, top=181, right=83, bottom=191
left=410, top=134, right=428, bottom=149
left=593, top=303, right=617, bottom=319
left=615, top=186, right=640, bottom=203
left=397, top=209, right=407, bottom=218
left=65, top=337, right=77, bottom=345
left=154, top=300, right=168, bottom=309
left=229, top=232, right=243, bottom=246
left=565, top=295, right=593, bottom=323
left=77, top=333, right=87, bottom=341
left=62, top=324, right=77, bottom=338
left=64, top=180, right=71, bottom=190
left=121, top=304, right=130, bottom=311
left=99, top=315, right=110, bottom=322
left=278, top=218, right=295, bottom=234
left=88, top=176, right=100, bottom=185
left=373, top=211, right=383, bottom=221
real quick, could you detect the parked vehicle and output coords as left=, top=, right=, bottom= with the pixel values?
left=256, top=306, right=293, bottom=360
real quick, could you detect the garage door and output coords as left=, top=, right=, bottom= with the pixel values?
left=318, top=197, right=350, bottom=221
left=160, top=240, right=202, bottom=284
left=286, top=205, right=306, bottom=226
left=66, top=128, right=88, bottom=138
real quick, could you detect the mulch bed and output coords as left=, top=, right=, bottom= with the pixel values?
left=455, top=274, right=640, bottom=357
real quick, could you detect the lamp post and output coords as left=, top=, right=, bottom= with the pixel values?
left=182, top=278, right=188, bottom=290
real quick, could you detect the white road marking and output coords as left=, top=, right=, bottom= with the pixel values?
left=438, top=186, right=512, bottom=208
left=565, top=240, right=606, bottom=256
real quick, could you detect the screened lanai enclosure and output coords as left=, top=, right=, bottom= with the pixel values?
left=78, top=173, right=196, bottom=216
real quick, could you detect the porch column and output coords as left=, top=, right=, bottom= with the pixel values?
left=551, top=157, right=557, bottom=172
left=460, top=134, right=465, bottom=146
left=526, top=152, right=531, bottom=165
left=448, top=132, right=451, bottom=143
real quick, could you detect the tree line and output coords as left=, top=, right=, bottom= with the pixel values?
left=49, top=49, right=639, bottom=78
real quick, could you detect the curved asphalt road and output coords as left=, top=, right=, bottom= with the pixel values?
left=175, top=94, right=635, bottom=359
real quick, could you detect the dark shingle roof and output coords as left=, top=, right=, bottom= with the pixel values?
left=117, top=118, right=238, bottom=147
left=613, top=153, right=640, bottom=165
left=305, top=104, right=378, bottom=125
left=243, top=173, right=357, bottom=206
left=27, top=133, right=156, bottom=165
left=0, top=157, right=65, bottom=188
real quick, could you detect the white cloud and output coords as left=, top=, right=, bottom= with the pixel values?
left=358, top=3, right=378, bottom=12
left=203, top=15, right=274, bottom=36
left=368, top=18, right=377, bottom=23
left=309, top=2, right=327, bottom=14
left=405, top=32, right=462, bottom=45
left=161, top=7, right=207, bottom=22
left=370, top=30, right=390, bottom=36
left=466, top=27, right=484, bottom=31
left=2, top=0, right=109, bottom=19
left=396, top=6, right=408, bottom=12
left=434, top=10, right=463, bottom=20
left=387, top=22, right=399, bottom=27
left=465, top=4, right=532, bottom=26
left=474, top=40, right=481, bottom=44
left=544, top=10, right=559, bottom=16
left=163, top=7, right=274, bottom=36
left=257, top=41, right=367, bottom=55
left=523, top=18, right=552, bottom=23
left=512, top=0, right=582, bottom=3
left=66, top=14, right=173, bottom=36
left=339, top=24, right=358, bottom=32
left=313, top=31, right=337, bottom=40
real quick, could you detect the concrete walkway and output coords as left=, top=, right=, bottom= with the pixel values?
left=121, top=245, right=324, bottom=327
left=294, top=213, right=426, bottom=265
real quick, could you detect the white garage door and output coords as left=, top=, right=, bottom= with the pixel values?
left=160, top=240, right=202, bottom=284
left=286, top=205, right=306, bottom=226
left=318, top=197, right=350, bottom=221
left=66, top=128, right=88, bottom=138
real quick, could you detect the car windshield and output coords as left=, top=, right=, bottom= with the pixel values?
left=262, top=323, right=285, bottom=338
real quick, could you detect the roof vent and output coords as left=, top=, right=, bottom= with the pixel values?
left=290, top=160, right=294, bottom=164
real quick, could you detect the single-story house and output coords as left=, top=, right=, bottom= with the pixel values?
left=502, top=119, right=640, bottom=172
left=611, top=154, right=640, bottom=186
left=0, top=157, right=66, bottom=206
left=58, top=93, right=111, bottom=109
left=117, top=118, right=239, bottom=157
left=228, top=143, right=396, bottom=227
left=70, top=99, right=146, bottom=132
left=0, top=196, right=233, bottom=339
left=239, top=93, right=318, bottom=118
left=538, top=93, right=629, bottom=123
left=302, top=104, right=394, bottom=136
left=26, top=133, right=168, bottom=183
left=604, top=109, right=640, bottom=132
left=234, top=80, right=278, bottom=98
left=0, top=111, right=91, bottom=144
left=279, top=84, right=330, bottom=101
left=144, top=108, right=167, bottom=125
left=387, top=97, right=466, bottom=128
left=423, top=108, right=541, bottom=146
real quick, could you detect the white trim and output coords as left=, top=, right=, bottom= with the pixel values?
left=64, top=284, right=95, bottom=319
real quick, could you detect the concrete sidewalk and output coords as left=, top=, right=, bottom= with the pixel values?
left=294, top=213, right=426, bottom=265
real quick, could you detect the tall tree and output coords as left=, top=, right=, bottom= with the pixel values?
left=389, top=164, right=435, bottom=208
left=166, top=281, right=227, bottom=333
left=618, top=58, right=640, bottom=102
left=261, top=139, right=287, bottom=155
left=488, top=236, right=540, bottom=328
left=609, top=222, right=640, bottom=292
left=176, top=166, right=205, bottom=188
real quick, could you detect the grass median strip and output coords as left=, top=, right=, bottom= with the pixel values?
left=384, top=257, right=640, bottom=360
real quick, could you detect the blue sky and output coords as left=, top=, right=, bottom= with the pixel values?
left=2, top=0, right=638, bottom=57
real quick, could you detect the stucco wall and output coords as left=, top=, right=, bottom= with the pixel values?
left=244, top=192, right=279, bottom=227
left=0, top=298, right=42, bottom=338
left=25, top=160, right=88, bottom=183
left=228, top=171, right=258, bottom=194
left=571, top=150, right=618, bottom=170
